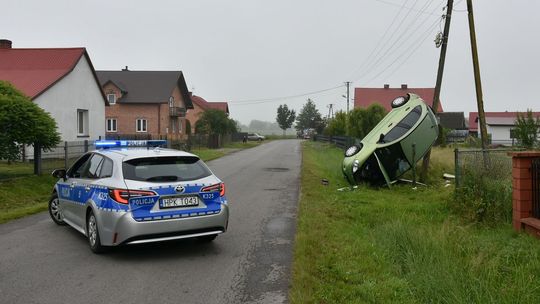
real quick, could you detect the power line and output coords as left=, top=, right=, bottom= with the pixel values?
left=356, top=0, right=442, bottom=83
left=228, top=84, right=345, bottom=105
left=345, top=0, right=411, bottom=80
left=373, top=0, right=440, bottom=16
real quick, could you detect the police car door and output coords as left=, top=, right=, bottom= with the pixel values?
left=68, top=153, right=105, bottom=229
left=59, top=153, right=92, bottom=228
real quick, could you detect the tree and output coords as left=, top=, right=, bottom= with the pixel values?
left=276, top=104, right=296, bottom=136
left=194, top=109, right=237, bottom=135
left=295, top=99, right=325, bottom=133
left=324, top=111, right=347, bottom=136
left=515, top=109, right=540, bottom=149
left=346, top=104, right=387, bottom=139
left=0, top=81, right=61, bottom=162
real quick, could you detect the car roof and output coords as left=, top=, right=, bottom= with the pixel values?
left=94, top=148, right=199, bottom=162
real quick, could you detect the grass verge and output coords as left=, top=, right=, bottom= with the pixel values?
left=290, top=141, right=540, bottom=303
left=0, top=140, right=264, bottom=224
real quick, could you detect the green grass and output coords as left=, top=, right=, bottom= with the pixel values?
left=0, top=161, right=34, bottom=180
left=0, top=175, right=56, bottom=224
left=290, top=142, right=540, bottom=303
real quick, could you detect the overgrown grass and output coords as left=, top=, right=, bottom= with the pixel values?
left=290, top=142, right=540, bottom=303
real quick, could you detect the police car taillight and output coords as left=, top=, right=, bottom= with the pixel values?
left=201, top=183, right=226, bottom=197
left=109, top=189, right=156, bottom=204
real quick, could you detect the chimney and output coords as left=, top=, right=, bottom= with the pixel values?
left=401, top=84, right=408, bottom=89
left=122, top=66, right=129, bottom=71
left=383, top=84, right=390, bottom=89
left=0, top=39, right=12, bottom=49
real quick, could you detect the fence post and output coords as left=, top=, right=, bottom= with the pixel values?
left=454, top=148, right=460, bottom=188
left=84, top=140, right=88, bottom=153
left=34, top=143, right=42, bottom=175
left=64, top=141, right=68, bottom=170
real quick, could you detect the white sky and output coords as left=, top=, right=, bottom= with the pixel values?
left=2, top=0, right=539, bottom=125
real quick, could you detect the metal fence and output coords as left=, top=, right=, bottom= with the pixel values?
left=314, top=135, right=356, bottom=149
left=454, top=148, right=517, bottom=188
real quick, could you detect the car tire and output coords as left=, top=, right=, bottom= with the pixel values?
left=48, top=193, right=66, bottom=226
left=87, top=210, right=107, bottom=254
left=197, top=234, right=217, bottom=243
left=391, top=95, right=409, bottom=108
left=258, top=138, right=262, bottom=141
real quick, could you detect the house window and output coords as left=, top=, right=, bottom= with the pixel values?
left=107, top=94, right=116, bottom=104
left=169, top=96, right=174, bottom=108
left=106, top=118, right=117, bottom=132
left=136, top=118, right=147, bottom=133
left=77, top=109, right=89, bottom=136
left=179, top=119, right=183, bottom=133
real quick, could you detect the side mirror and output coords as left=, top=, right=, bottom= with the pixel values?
left=52, top=169, right=67, bottom=180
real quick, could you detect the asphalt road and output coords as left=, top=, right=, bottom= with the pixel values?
left=0, top=139, right=302, bottom=304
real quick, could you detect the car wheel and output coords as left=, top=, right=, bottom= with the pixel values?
left=87, top=210, right=107, bottom=254
left=48, top=193, right=66, bottom=225
left=197, top=234, right=217, bottom=243
left=258, top=138, right=262, bottom=141
left=391, top=95, right=409, bottom=108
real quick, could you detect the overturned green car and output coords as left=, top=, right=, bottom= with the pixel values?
left=342, top=93, right=439, bottom=187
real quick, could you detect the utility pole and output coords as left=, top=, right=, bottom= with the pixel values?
left=421, top=0, right=453, bottom=182
left=327, top=104, right=334, bottom=120
left=345, top=81, right=351, bottom=113
left=467, top=0, right=488, bottom=149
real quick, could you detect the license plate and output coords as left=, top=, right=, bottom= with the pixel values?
left=160, top=196, right=199, bottom=209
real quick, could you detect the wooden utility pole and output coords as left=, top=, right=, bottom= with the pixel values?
left=467, top=0, right=488, bottom=149
left=421, top=0, right=453, bottom=182
left=345, top=81, right=351, bottom=113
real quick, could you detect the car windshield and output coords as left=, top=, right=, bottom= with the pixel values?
left=122, top=156, right=212, bottom=182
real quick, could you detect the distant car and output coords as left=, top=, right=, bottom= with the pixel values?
left=48, top=140, right=229, bottom=253
left=247, top=133, right=265, bottom=141
left=342, top=93, right=439, bottom=187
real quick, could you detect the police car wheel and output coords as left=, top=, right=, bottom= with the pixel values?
left=87, top=211, right=106, bottom=254
left=48, top=193, right=66, bottom=226
left=197, top=234, right=217, bottom=243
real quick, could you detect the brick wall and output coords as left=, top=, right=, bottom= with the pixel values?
left=510, top=151, right=540, bottom=238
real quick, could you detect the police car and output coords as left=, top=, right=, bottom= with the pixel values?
left=48, top=140, right=229, bottom=253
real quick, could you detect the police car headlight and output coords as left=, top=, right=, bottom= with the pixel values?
left=352, top=159, right=360, bottom=173
left=344, top=144, right=362, bottom=157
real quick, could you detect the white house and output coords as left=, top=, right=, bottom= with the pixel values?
left=0, top=39, right=107, bottom=143
left=469, top=111, right=540, bottom=145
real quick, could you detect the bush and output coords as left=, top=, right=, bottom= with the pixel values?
left=451, top=154, right=512, bottom=224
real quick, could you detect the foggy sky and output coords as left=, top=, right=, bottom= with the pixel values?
left=2, top=0, right=538, bottom=125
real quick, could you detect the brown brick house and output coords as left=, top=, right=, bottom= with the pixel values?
left=186, top=94, right=230, bottom=131
left=96, top=69, right=193, bottom=140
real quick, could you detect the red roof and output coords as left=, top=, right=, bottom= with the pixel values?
left=191, top=95, right=229, bottom=114
left=354, top=86, right=443, bottom=112
left=469, top=112, right=540, bottom=132
left=0, top=47, right=104, bottom=101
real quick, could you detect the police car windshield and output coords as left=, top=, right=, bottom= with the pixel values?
left=122, top=156, right=212, bottom=182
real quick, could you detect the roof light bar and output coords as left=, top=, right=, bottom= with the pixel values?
left=95, top=140, right=167, bottom=149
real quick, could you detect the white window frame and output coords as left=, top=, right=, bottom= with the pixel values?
left=106, top=118, right=117, bottom=132
left=107, top=94, right=116, bottom=104
left=77, top=109, right=89, bottom=137
left=136, top=118, right=147, bottom=133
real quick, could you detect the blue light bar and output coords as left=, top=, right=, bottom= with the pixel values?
left=95, top=140, right=167, bottom=149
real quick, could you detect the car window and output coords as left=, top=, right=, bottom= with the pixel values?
left=123, top=156, right=212, bottom=182
left=82, top=154, right=104, bottom=179
left=375, top=144, right=411, bottom=180
left=99, top=158, right=113, bottom=178
left=69, top=153, right=92, bottom=178
left=383, top=105, right=422, bottom=143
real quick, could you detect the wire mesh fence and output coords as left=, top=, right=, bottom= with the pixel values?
left=454, top=148, right=516, bottom=188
